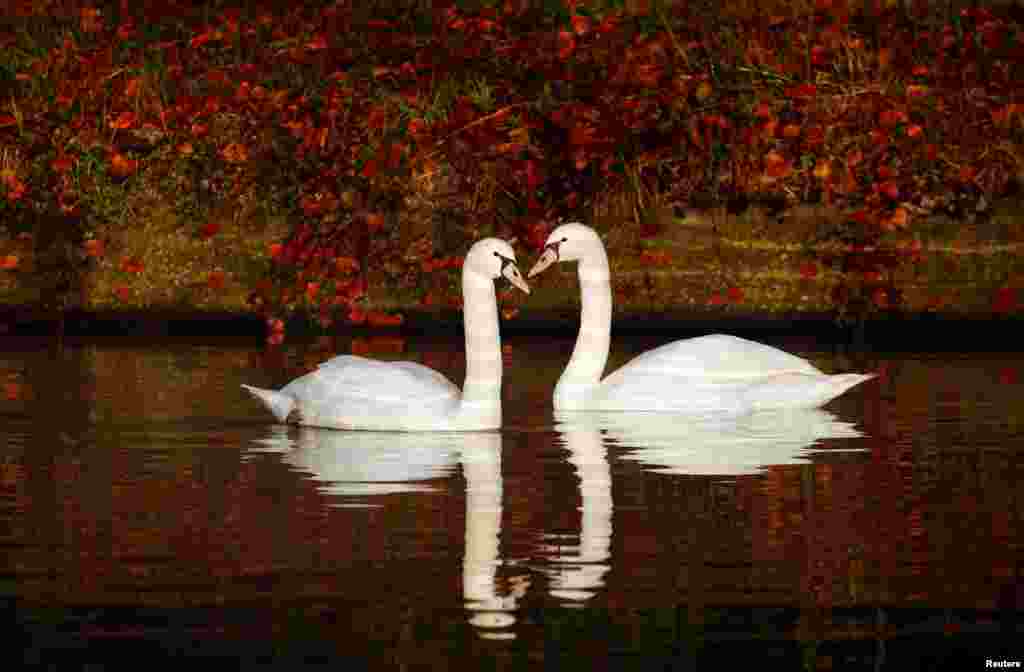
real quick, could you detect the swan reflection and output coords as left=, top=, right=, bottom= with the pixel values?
left=542, top=407, right=866, bottom=605
left=247, top=427, right=521, bottom=639
left=543, top=417, right=613, bottom=604
left=557, top=408, right=865, bottom=477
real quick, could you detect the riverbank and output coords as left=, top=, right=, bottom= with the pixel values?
left=2, top=304, right=1021, bottom=352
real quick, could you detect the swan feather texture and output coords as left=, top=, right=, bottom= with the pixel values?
left=243, top=237, right=529, bottom=431
left=529, top=222, right=874, bottom=413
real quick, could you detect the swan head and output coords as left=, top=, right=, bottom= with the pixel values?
left=465, top=238, right=530, bottom=294
left=528, top=222, right=601, bottom=278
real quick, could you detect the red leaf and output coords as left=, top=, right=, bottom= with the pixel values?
left=727, top=286, right=744, bottom=303
left=800, top=262, right=819, bottom=279
left=360, top=159, right=379, bottom=179
left=199, top=221, right=220, bottom=239
left=558, top=31, right=576, bottom=60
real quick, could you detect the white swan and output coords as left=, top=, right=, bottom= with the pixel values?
left=528, top=222, right=874, bottom=412
left=242, top=238, right=530, bottom=431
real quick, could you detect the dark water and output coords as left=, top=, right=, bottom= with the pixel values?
left=1, top=332, right=1021, bottom=669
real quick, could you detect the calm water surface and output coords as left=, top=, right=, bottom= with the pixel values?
left=1, top=332, right=1021, bottom=669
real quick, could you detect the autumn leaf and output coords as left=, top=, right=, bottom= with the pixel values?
left=51, top=155, right=74, bottom=173
left=813, top=159, right=832, bottom=180
left=347, top=307, right=367, bottom=325
left=878, top=109, right=908, bottom=127
left=199, top=221, right=220, bottom=239
left=124, top=77, right=143, bottom=98
left=727, top=286, right=744, bottom=303
left=84, top=239, right=105, bottom=258
left=0, top=255, right=18, bottom=270
left=335, top=256, right=359, bottom=274
left=221, top=142, right=249, bottom=163
left=571, top=14, right=591, bottom=36
left=799, top=262, right=819, bottom=279
left=120, top=257, right=144, bottom=274
left=109, top=153, right=138, bottom=178
left=367, top=311, right=404, bottom=327
left=366, top=212, right=385, bottom=233
left=764, top=150, right=791, bottom=178
left=207, top=270, right=226, bottom=289
left=114, top=285, right=131, bottom=302
left=558, top=30, right=576, bottom=60
left=695, top=81, right=713, bottom=102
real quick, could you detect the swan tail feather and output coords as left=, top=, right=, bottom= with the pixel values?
left=241, top=384, right=295, bottom=424
left=750, top=372, right=875, bottom=410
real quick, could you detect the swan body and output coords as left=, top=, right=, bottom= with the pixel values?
left=529, top=222, right=874, bottom=412
left=243, top=238, right=529, bottom=431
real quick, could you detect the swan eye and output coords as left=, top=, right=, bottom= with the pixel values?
left=493, top=251, right=514, bottom=270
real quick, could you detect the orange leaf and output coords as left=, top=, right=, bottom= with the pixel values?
left=120, top=257, right=144, bottom=274
left=124, top=77, right=143, bottom=99
left=813, top=159, right=832, bottom=180
left=782, top=124, right=801, bottom=139
left=335, top=256, right=359, bottom=274
left=84, top=239, right=105, bottom=258
left=220, top=142, right=249, bottom=163
left=764, top=150, right=791, bottom=178
left=571, top=14, right=591, bottom=36
left=109, top=111, right=137, bottom=130
left=206, top=270, right=226, bottom=289
left=109, top=153, right=138, bottom=178
left=366, top=212, right=385, bottom=233
left=695, top=81, right=713, bottom=101
left=888, top=207, right=909, bottom=229
left=0, top=255, right=18, bottom=270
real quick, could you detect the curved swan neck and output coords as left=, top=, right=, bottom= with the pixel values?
left=555, top=240, right=612, bottom=408
left=459, top=271, right=503, bottom=409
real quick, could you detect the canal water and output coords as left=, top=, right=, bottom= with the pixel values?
left=1, top=331, right=1021, bottom=669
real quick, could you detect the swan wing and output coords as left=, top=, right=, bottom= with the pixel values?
left=604, top=333, right=823, bottom=384
left=298, top=355, right=461, bottom=403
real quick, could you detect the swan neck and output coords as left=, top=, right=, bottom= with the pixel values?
left=555, top=244, right=612, bottom=407
left=459, top=271, right=503, bottom=410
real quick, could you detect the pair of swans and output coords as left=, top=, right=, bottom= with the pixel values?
left=243, top=223, right=874, bottom=430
